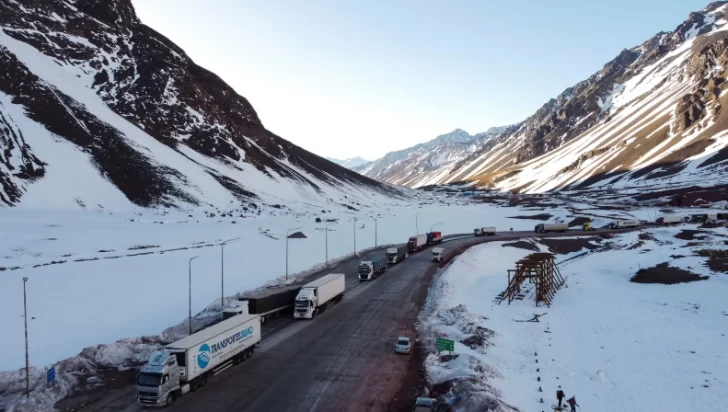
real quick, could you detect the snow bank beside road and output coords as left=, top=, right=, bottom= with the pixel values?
left=422, top=227, right=728, bottom=412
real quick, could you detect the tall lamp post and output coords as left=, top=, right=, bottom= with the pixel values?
left=188, top=256, right=199, bottom=335
left=416, top=212, right=422, bottom=234
left=220, top=237, right=241, bottom=310
left=325, top=222, right=335, bottom=265
left=373, top=217, right=378, bottom=247
left=286, top=227, right=302, bottom=280
left=353, top=218, right=357, bottom=255
left=22, top=277, right=29, bottom=399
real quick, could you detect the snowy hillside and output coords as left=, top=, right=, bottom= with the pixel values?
left=0, top=0, right=403, bottom=212
left=364, top=2, right=728, bottom=193
left=422, top=226, right=728, bottom=412
left=325, top=156, right=370, bottom=170
left=355, top=127, right=508, bottom=187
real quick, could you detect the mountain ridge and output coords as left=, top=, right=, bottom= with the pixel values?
left=358, top=1, right=728, bottom=192
left=0, top=0, right=404, bottom=212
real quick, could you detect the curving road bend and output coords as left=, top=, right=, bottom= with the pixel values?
left=75, top=229, right=637, bottom=412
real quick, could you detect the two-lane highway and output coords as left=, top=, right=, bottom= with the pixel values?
left=73, top=228, right=637, bottom=412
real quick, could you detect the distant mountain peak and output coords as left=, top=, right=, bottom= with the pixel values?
left=358, top=2, right=728, bottom=191
left=325, top=156, right=370, bottom=170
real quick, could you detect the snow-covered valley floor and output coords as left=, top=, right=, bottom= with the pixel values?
left=422, top=225, right=728, bottom=412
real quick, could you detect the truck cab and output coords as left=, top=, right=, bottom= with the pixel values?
left=473, top=228, right=483, bottom=236
left=137, top=351, right=184, bottom=407
left=221, top=300, right=249, bottom=320
left=294, top=288, right=317, bottom=319
left=431, top=247, right=444, bottom=262
left=358, top=261, right=374, bottom=281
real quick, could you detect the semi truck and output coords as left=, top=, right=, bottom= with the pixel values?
left=358, top=257, right=388, bottom=281
left=136, top=311, right=261, bottom=407
left=222, top=285, right=301, bottom=323
left=534, top=223, right=568, bottom=233
left=294, top=273, right=345, bottom=319
left=431, top=247, right=444, bottom=262
left=474, top=227, right=496, bottom=236
left=656, top=215, right=684, bottom=225
left=426, top=231, right=443, bottom=245
left=386, top=245, right=408, bottom=264
left=407, top=235, right=427, bottom=253
left=608, top=219, right=640, bottom=229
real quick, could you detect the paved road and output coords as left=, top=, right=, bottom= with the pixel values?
left=68, top=229, right=636, bottom=412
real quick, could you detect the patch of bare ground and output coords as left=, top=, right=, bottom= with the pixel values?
left=568, top=216, right=591, bottom=227
left=501, top=241, right=540, bottom=252
left=507, top=213, right=553, bottom=221
left=699, top=221, right=727, bottom=229
left=694, top=249, right=728, bottom=273
left=675, top=230, right=711, bottom=240
left=538, top=237, right=602, bottom=254
left=631, top=263, right=708, bottom=284
left=128, top=244, right=159, bottom=250
left=55, top=367, right=137, bottom=412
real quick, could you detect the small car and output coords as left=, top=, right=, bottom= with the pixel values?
left=394, top=336, right=412, bottom=354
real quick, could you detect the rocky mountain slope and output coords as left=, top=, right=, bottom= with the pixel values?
left=325, top=156, right=369, bottom=170
left=0, top=0, right=403, bottom=212
left=355, top=127, right=508, bottom=187
left=363, top=2, right=728, bottom=193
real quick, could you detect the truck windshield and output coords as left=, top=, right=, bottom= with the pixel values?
left=137, top=373, right=162, bottom=387
left=295, top=300, right=310, bottom=309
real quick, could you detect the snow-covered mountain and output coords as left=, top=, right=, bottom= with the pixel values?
left=355, top=127, right=509, bottom=187
left=325, top=156, right=370, bottom=170
left=0, top=0, right=404, bottom=213
left=363, top=2, right=728, bottom=192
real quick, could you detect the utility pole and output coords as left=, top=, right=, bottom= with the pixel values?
left=286, top=227, right=302, bottom=280
left=188, top=256, right=199, bottom=335
left=22, top=277, right=29, bottom=399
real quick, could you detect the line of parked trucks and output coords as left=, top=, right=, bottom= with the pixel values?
left=533, top=212, right=728, bottom=234
left=138, top=272, right=346, bottom=406
left=138, top=230, right=449, bottom=406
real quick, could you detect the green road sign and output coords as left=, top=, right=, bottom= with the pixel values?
left=435, top=338, right=454, bottom=352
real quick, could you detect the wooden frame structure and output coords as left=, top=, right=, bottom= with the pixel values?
left=497, top=253, right=565, bottom=307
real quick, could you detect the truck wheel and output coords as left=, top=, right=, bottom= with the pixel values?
left=233, top=353, right=241, bottom=365
left=190, top=380, right=199, bottom=392
left=166, top=392, right=176, bottom=406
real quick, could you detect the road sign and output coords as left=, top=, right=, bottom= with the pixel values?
left=435, top=338, right=454, bottom=352
left=47, top=365, right=55, bottom=385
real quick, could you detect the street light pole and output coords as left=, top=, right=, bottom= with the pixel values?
left=188, top=256, right=199, bottom=335
left=219, top=237, right=241, bottom=311
left=353, top=218, right=357, bottom=255
left=325, top=222, right=334, bottom=265
left=374, top=218, right=378, bottom=247
left=22, top=277, right=29, bottom=399
left=221, top=244, right=224, bottom=309
left=416, top=212, right=421, bottom=234
left=286, top=227, right=302, bottom=280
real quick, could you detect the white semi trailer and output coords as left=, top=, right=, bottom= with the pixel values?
left=136, top=311, right=261, bottom=407
left=608, top=219, right=640, bottom=229
left=294, top=273, right=345, bottom=319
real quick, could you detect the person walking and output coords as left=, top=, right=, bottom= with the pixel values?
left=567, top=396, right=579, bottom=412
left=556, top=387, right=565, bottom=408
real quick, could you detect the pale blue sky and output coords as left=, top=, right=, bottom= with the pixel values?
left=133, top=0, right=710, bottom=160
